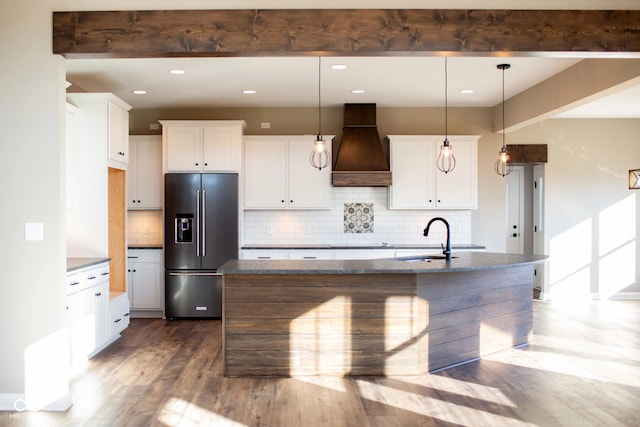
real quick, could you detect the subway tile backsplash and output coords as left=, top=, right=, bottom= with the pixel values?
left=127, top=210, right=163, bottom=245
left=244, top=187, right=472, bottom=245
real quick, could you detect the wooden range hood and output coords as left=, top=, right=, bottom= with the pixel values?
left=332, top=103, right=392, bottom=187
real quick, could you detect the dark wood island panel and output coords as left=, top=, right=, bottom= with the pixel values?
left=223, top=262, right=534, bottom=376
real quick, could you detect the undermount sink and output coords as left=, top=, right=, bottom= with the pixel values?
left=396, top=255, right=458, bottom=262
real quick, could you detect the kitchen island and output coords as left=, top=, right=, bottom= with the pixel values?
left=220, top=252, right=546, bottom=377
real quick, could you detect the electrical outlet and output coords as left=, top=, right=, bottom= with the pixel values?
left=261, top=122, right=271, bottom=129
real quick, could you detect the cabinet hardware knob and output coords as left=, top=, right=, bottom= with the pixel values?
left=512, top=233, right=518, bottom=237
left=204, top=163, right=208, bottom=166
left=114, top=318, right=121, bottom=323
left=195, top=162, right=199, bottom=166
left=124, top=313, right=130, bottom=317
left=70, top=281, right=80, bottom=286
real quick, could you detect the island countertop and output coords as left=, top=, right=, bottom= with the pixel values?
left=219, top=251, right=546, bottom=275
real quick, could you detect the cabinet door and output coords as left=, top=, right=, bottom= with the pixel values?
left=93, top=282, right=110, bottom=351
left=135, top=138, right=162, bottom=209
left=130, top=262, right=163, bottom=310
left=127, top=138, right=139, bottom=209
left=435, top=139, right=478, bottom=209
left=389, top=138, right=435, bottom=209
left=108, top=101, right=129, bottom=164
left=68, top=287, right=96, bottom=364
left=244, top=138, right=287, bottom=209
left=165, top=126, right=202, bottom=171
left=287, top=138, right=331, bottom=209
left=203, top=126, right=239, bottom=172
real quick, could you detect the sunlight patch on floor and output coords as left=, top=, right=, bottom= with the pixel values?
left=395, top=374, right=517, bottom=407
left=486, top=343, right=640, bottom=389
left=158, top=397, right=247, bottom=427
left=355, top=380, right=536, bottom=427
left=294, top=376, right=349, bottom=393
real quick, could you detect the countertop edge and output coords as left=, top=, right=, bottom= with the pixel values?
left=241, top=244, right=486, bottom=250
left=219, top=252, right=547, bottom=275
left=67, top=257, right=111, bottom=272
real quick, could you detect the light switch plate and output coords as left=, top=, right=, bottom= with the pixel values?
left=25, top=222, right=44, bottom=241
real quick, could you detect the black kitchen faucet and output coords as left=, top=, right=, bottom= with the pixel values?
left=423, top=217, right=452, bottom=261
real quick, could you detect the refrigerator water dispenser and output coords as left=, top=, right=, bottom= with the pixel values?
left=175, top=214, right=193, bottom=243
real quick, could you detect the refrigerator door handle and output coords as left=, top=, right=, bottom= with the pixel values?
left=202, top=189, right=206, bottom=257
left=196, top=189, right=201, bottom=257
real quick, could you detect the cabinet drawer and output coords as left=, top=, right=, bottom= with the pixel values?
left=127, top=249, right=162, bottom=263
left=67, top=263, right=110, bottom=295
left=110, top=295, right=130, bottom=336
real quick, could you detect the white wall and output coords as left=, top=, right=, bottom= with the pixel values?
left=473, top=118, right=640, bottom=299
left=0, top=0, right=70, bottom=410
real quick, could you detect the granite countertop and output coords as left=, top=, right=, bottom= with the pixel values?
left=67, top=257, right=111, bottom=272
left=242, top=243, right=486, bottom=250
left=220, top=251, right=546, bottom=275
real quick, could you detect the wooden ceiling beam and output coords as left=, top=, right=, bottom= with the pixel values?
left=53, top=9, right=640, bottom=58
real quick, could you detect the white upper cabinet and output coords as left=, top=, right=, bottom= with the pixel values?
left=107, top=100, right=130, bottom=166
left=67, top=93, right=132, bottom=171
left=244, top=135, right=332, bottom=210
left=160, top=120, right=246, bottom=172
left=128, top=135, right=162, bottom=210
left=388, top=135, right=479, bottom=209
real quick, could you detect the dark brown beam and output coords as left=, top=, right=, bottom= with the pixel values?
left=507, top=144, right=548, bottom=163
left=53, top=9, right=640, bottom=58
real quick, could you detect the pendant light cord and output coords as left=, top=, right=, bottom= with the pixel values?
left=445, top=57, right=448, bottom=139
left=501, top=65, right=505, bottom=149
left=317, top=56, right=322, bottom=137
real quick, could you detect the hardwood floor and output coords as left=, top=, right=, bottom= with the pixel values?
left=3, top=300, right=639, bottom=426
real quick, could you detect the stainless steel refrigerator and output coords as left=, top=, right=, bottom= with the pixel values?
left=164, top=173, right=238, bottom=319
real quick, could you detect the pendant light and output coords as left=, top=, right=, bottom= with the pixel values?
left=437, top=57, right=456, bottom=174
left=310, top=57, right=331, bottom=170
left=495, top=63, right=513, bottom=177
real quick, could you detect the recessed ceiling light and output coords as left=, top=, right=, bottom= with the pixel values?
left=459, top=89, right=475, bottom=94
left=132, top=90, right=147, bottom=95
left=351, top=89, right=365, bottom=94
left=169, top=69, right=186, bottom=75
left=331, top=64, right=348, bottom=70
left=242, top=90, right=257, bottom=94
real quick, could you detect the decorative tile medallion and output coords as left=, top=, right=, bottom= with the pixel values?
left=344, top=203, right=374, bottom=233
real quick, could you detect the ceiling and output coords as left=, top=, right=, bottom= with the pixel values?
left=66, top=56, right=640, bottom=118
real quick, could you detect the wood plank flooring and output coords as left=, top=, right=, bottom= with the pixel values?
left=3, top=300, right=639, bottom=426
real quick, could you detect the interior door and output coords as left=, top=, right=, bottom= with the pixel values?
left=506, top=166, right=524, bottom=253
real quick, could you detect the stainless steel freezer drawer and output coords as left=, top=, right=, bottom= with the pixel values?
left=165, top=271, right=222, bottom=319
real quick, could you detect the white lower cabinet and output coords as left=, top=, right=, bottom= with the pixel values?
left=241, top=249, right=290, bottom=260
left=67, top=262, right=112, bottom=365
left=109, top=293, right=131, bottom=337
left=288, top=250, right=333, bottom=260
left=332, top=249, right=395, bottom=260
left=128, top=249, right=164, bottom=316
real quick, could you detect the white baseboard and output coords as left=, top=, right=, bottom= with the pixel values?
left=598, top=291, right=640, bottom=300
left=0, top=392, right=71, bottom=412
left=0, top=394, right=26, bottom=411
